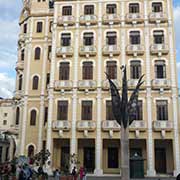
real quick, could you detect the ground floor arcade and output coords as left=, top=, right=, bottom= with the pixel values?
left=51, top=138, right=174, bottom=176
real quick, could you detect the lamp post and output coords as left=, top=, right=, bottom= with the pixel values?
left=106, top=66, right=144, bottom=180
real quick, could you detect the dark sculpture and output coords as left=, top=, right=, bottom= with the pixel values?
left=49, top=0, right=54, bottom=9
left=106, top=65, right=144, bottom=128
left=106, top=65, right=144, bottom=180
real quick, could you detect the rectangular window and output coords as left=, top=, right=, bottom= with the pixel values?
left=83, top=33, right=94, bottom=46
left=46, top=73, right=50, bottom=88
left=129, top=3, right=140, bottom=13
left=4, top=113, right=7, bottom=117
left=106, top=61, right=117, bottom=79
left=155, top=61, right=166, bottom=79
left=152, top=2, right=163, bottom=13
left=44, top=107, right=48, bottom=125
left=59, top=62, right=70, bottom=80
left=3, top=120, right=7, bottom=125
left=106, top=4, right=117, bottom=14
left=156, top=100, right=168, bottom=120
left=106, top=101, right=115, bottom=120
left=61, top=33, right=71, bottom=46
left=130, top=31, right=140, bottom=45
left=154, top=31, right=164, bottom=44
left=62, top=6, right=72, bottom=16
left=83, top=62, right=93, bottom=80
left=133, top=101, right=143, bottom=120
left=0, top=146, right=2, bottom=163
left=23, top=24, right=27, bottom=33
left=21, top=49, right=25, bottom=61
left=84, top=5, right=94, bottom=15
left=42, top=141, right=46, bottom=150
left=49, top=21, right=53, bottom=33
left=106, top=32, right=117, bottom=45
left=130, top=61, right=141, bottom=79
left=57, top=101, right=68, bottom=120
left=48, top=46, right=52, bottom=60
left=5, top=147, right=9, bottom=161
left=108, top=147, right=119, bottom=168
left=81, top=101, right=92, bottom=120
left=36, top=22, right=43, bottom=33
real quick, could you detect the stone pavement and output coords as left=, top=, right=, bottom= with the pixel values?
left=48, top=175, right=176, bottom=180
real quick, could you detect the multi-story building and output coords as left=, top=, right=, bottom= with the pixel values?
left=0, top=99, right=19, bottom=163
left=16, top=0, right=180, bottom=177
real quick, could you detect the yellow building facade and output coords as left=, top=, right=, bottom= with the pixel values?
left=16, top=0, right=180, bottom=177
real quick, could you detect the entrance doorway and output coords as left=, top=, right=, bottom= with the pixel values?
left=155, top=148, right=166, bottom=174
left=84, top=147, right=95, bottom=173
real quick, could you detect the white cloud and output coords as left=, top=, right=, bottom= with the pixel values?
left=0, top=73, right=15, bottom=98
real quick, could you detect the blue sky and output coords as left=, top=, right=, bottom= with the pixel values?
left=0, top=0, right=180, bottom=97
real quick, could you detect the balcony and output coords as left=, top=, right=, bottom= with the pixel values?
left=150, top=44, right=169, bottom=56
left=129, top=121, right=146, bottom=131
left=79, top=46, right=97, bottom=56
left=52, top=120, right=71, bottom=131
left=78, top=80, right=97, bottom=90
left=126, top=44, right=145, bottom=56
left=56, top=47, right=73, bottom=57
left=126, top=13, right=144, bottom=24
left=79, top=15, right=97, bottom=25
left=128, top=79, right=145, bottom=89
left=102, top=45, right=120, bottom=56
left=151, top=79, right=171, bottom=89
left=16, top=61, right=24, bottom=71
left=57, top=16, right=75, bottom=26
left=76, top=121, right=96, bottom=131
left=102, top=79, right=120, bottom=90
left=153, top=121, right=173, bottom=131
left=101, top=120, right=120, bottom=131
left=14, top=90, right=23, bottom=100
left=54, top=80, right=73, bottom=90
left=149, top=12, right=168, bottom=23
left=102, top=14, right=121, bottom=24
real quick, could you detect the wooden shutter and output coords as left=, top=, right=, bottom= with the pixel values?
left=82, top=101, right=92, bottom=120
left=57, top=101, right=68, bottom=120
left=30, top=110, right=36, bottom=126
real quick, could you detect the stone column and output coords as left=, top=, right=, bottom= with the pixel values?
left=19, top=15, right=33, bottom=154
left=37, top=16, right=49, bottom=152
left=46, top=4, right=58, bottom=156
left=144, top=0, right=156, bottom=176
left=94, top=1, right=103, bottom=175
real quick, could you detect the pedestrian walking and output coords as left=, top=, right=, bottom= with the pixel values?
left=71, top=166, right=77, bottom=180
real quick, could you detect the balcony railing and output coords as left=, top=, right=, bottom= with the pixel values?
left=54, top=80, right=73, bottom=90
left=56, top=47, right=73, bottom=57
left=79, top=15, right=97, bottom=25
left=102, top=14, right=121, bottom=24
left=126, top=13, right=144, bottom=24
left=57, top=16, right=75, bottom=26
left=149, top=12, right=168, bottom=23
left=151, top=79, right=171, bottom=89
left=14, top=90, right=24, bottom=100
left=52, top=120, right=71, bottom=131
left=126, top=44, right=145, bottom=56
left=102, top=120, right=120, bottom=131
left=16, top=61, right=24, bottom=71
left=102, top=79, right=120, bottom=90
left=79, top=46, right=97, bottom=56
left=129, top=121, right=146, bottom=131
left=128, top=79, right=145, bottom=89
left=78, top=80, right=97, bottom=90
left=153, top=121, right=173, bottom=131
left=77, top=121, right=96, bottom=131
left=150, top=44, right=169, bottom=56
left=102, top=45, right=120, bottom=56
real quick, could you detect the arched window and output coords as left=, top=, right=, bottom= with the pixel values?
left=18, top=75, right=23, bottom=90
left=21, top=49, right=25, bottom=61
left=32, top=76, right=39, bottom=90
left=28, top=145, right=34, bottom=157
left=30, top=110, right=37, bottom=126
left=34, top=47, right=41, bottom=60
left=15, top=107, right=20, bottom=125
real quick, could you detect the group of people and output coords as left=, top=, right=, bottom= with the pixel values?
left=54, top=166, right=86, bottom=180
